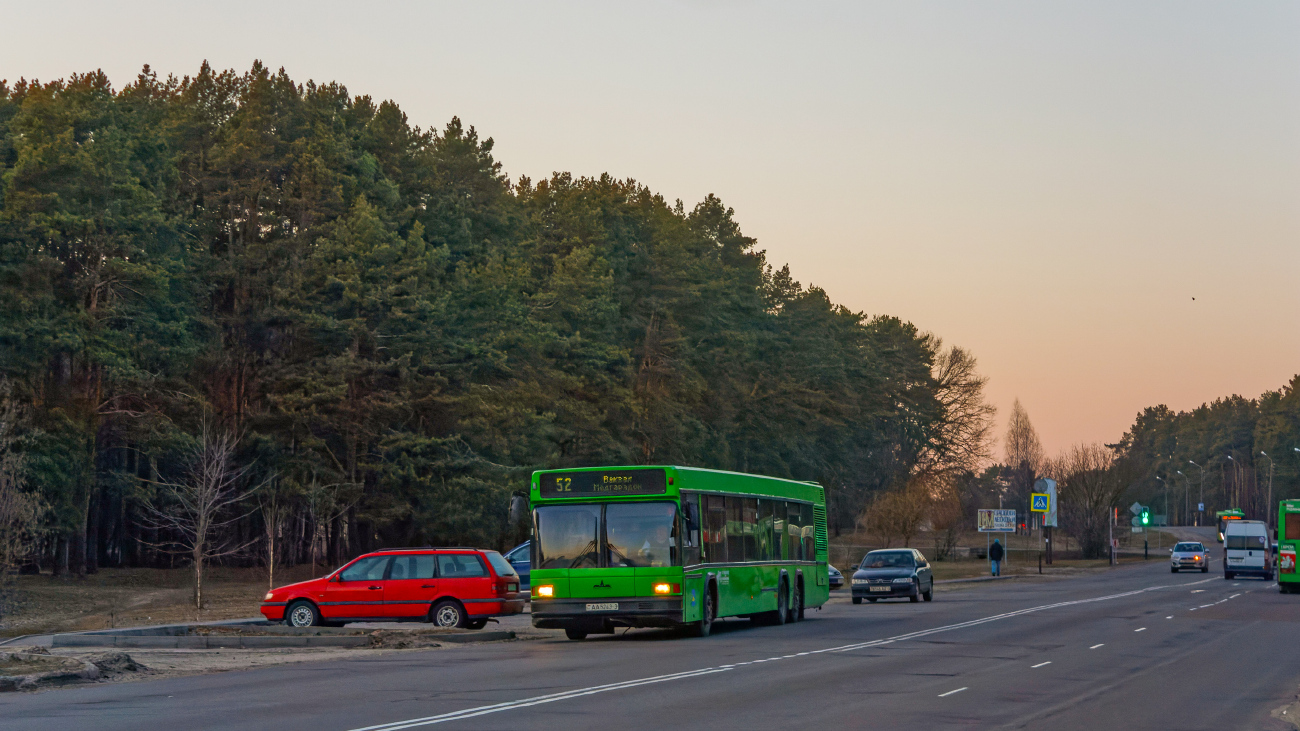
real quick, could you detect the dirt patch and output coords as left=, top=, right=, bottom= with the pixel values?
left=0, top=649, right=147, bottom=692
left=0, top=565, right=326, bottom=638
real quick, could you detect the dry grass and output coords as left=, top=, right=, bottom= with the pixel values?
left=0, top=564, right=330, bottom=638
left=828, top=527, right=1175, bottom=581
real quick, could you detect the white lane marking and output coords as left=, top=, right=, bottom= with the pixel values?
left=347, top=667, right=734, bottom=730
left=1191, top=590, right=1205, bottom=593
left=347, top=579, right=1211, bottom=731
left=1166, top=616, right=1172, bottom=619
left=939, top=687, right=968, bottom=697
left=1134, top=627, right=1146, bottom=632
left=1031, top=661, right=1051, bottom=668
left=1089, top=644, right=1104, bottom=649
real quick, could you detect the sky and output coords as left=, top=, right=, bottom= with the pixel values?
left=4, top=1, right=1298, bottom=456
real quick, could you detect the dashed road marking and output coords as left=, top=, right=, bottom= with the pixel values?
left=346, top=579, right=1220, bottom=731
left=1135, top=627, right=1146, bottom=632
left=1090, top=644, right=1104, bottom=649
left=1031, top=661, right=1051, bottom=668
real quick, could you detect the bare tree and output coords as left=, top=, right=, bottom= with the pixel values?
left=143, top=419, right=258, bottom=609
left=257, top=482, right=287, bottom=590
left=1004, top=398, right=1045, bottom=507
left=917, top=345, right=998, bottom=476
left=859, top=479, right=932, bottom=548
left=927, top=474, right=965, bottom=560
left=0, top=380, right=44, bottom=617
left=303, top=478, right=357, bottom=569
left=1047, top=443, right=1132, bottom=559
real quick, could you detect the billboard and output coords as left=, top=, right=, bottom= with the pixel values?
left=978, top=509, right=1016, bottom=532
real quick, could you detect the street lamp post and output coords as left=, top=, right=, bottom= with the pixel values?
left=1226, top=454, right=1236, bottom=514
left=1260, top=451, right=1275, bottom=531
left=1188, top=461, right=1206, bottom=526
left=1176, top=471, right=1191, bottom=526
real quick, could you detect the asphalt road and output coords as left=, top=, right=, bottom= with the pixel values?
left=3, top=534, right=1297, bottom=730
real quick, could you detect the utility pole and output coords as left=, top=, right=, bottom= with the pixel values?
left=1260, top=451, right=1275, bottom=532
left=1188, top=461, right=1206, bottom=526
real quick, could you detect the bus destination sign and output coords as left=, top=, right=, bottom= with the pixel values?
left=538, top=469, right=668, bottom=498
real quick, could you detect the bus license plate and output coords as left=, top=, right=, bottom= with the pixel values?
left=586, top=603, right=618, bottom=611
left=869, top=586, right=891, bottom=592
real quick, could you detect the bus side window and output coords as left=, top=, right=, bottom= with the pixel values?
left=682, top=494, right=701, bottom=567
left=726, top=497, right=745, bottom=562
left=787, top=503, right=802, bottom=560
left=706, top=494, right=727, bottom=564
left=757, top=499, right=774, bottom=561
left=802, top=503, right=815, bottom=560
left=774, top=502, right=787, bottom=561
left=742, top=498, right=759, bottom=562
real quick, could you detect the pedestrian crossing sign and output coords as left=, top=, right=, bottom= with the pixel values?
left=1030, top=493, right=1050, bottom=513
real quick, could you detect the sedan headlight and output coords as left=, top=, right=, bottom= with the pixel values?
left=852, top=578, right=870, bottom=585
left=892, top=577, right=913, bottom=584
left=264, top=592, right=275, bottom=601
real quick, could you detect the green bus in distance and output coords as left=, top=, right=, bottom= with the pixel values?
left=1278, top=500, right=1300, bottom=594
left=1216, top=509, right=1245, bottom=543
left=528, top=466, right=830, bottom=639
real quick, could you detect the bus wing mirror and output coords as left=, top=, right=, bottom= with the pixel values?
left=684, top=502, right=701, bottom=547
left=509, top=495, right=528, bottom=527
left=684, top=502, right=700, bottom=532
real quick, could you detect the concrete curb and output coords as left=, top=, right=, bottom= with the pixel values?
left=0, top=634, right=34, bottom=648
left=935, top=575, right=1037, bottom=585
left=49, top=629, right=516, bottom=649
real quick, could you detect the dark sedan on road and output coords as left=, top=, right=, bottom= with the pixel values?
left=827, top=564, right=844, bottom=590
left=851, top=549, right=933, bottom=604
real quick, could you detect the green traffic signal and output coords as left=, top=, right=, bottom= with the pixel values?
left=1140, top=508, right=1150, bottom=525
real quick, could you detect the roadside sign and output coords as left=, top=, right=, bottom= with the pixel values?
left=1035, top=478, right=1058, bottom=528
left=1198, top=502, right=1205, bottom=512
left=978, top=509, right=1016, bottom=532
left=1129, top=501, right=1144, bottom=516
left=1131, top=526, right=1143, bottom=533
left=1030, top=493, right=1050, bottom=513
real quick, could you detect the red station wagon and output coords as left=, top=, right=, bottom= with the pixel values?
left=260, top=548, right=525, bottom=629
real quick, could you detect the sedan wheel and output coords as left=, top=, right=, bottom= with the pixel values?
left=286, top=601, right=320, bottom=628
left=432, top=600, right=466, bottom=628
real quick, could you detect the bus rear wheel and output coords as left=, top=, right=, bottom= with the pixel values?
left=789, top=581, right=803, bottom=623
left=564, top=628, right=588, bottom=640
left=773, top=580, right=788, bottom=625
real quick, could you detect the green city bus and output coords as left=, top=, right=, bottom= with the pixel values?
left=528, top=465, right=830, bottom=639
left=1278, top=500, right=1299, bottom=594
left=1216, top=509, right=1244, bottom=543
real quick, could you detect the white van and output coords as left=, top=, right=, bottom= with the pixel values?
left=1224, top=520, right=1272, bottom=580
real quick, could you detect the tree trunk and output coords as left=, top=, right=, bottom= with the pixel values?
left=193, top=543, right=205, bottom=609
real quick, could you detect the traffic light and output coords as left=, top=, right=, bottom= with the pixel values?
left=1140, top=507, right=1150, bottom=526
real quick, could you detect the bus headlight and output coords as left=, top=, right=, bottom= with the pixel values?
left=535, top=585, right=554, bottom=598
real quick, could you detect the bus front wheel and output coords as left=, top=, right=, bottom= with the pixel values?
left=565, top=628, right=588, bottom=640
left=693, top=584, right=716, bottom=637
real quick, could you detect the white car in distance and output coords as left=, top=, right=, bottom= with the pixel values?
left=1170, top=542, right=1208, bottom=573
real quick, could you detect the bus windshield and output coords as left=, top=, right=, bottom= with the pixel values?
left=535, top=505, right=601, bottom=569
left=606, top=502, right=677, bottom=568
left=534, top=502, right=678, bottom=569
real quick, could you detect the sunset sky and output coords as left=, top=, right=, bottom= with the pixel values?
left=5, top=1, right=1298, bottom=456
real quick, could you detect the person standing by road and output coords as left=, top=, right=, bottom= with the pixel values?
left=989, top=539, right=1004, bottom=576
